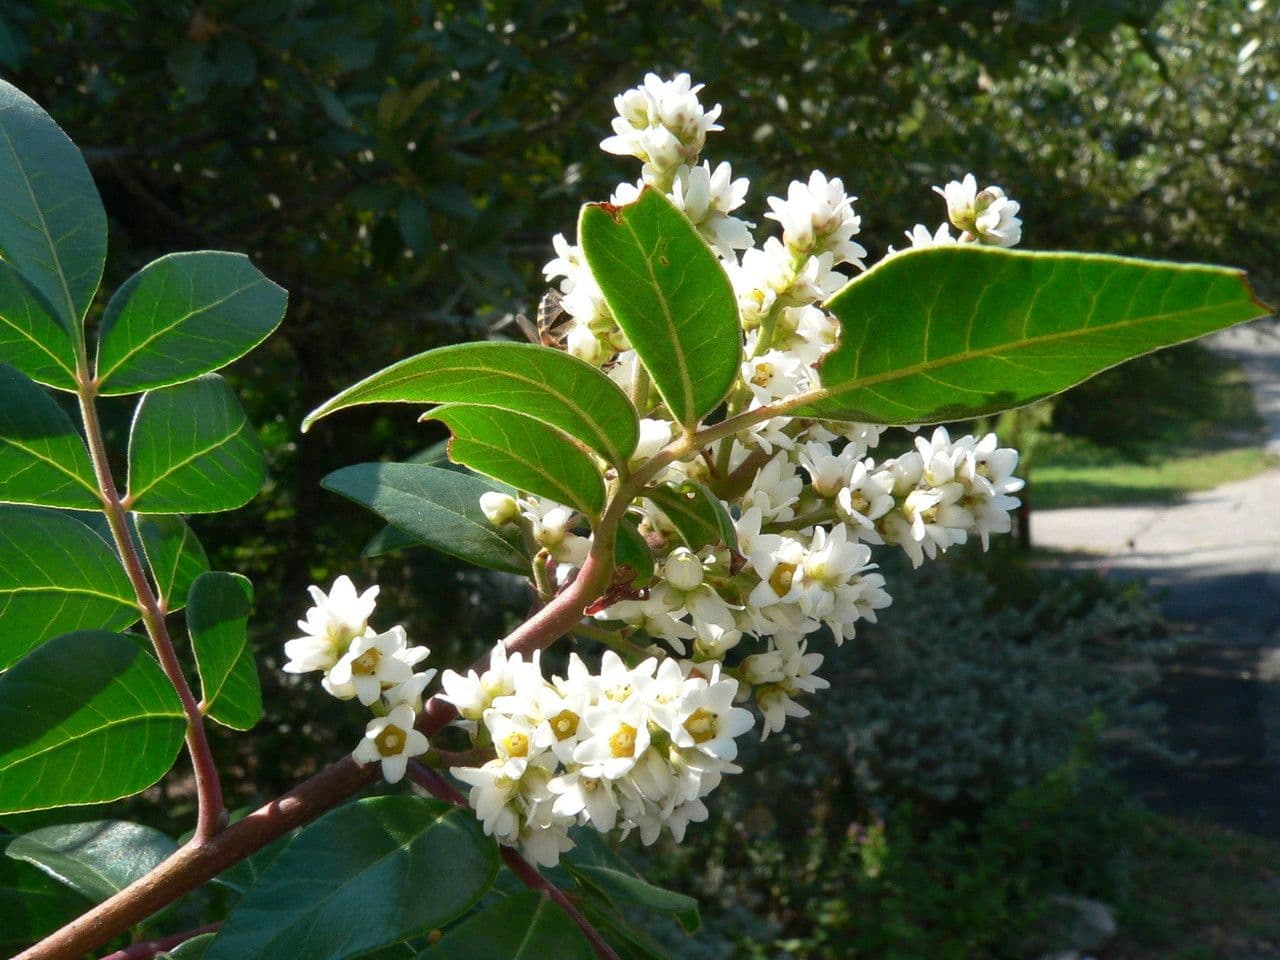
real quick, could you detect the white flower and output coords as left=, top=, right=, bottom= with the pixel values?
left=352, top=704, right=429, bottom=784
left=670, top=161, right=753, bottom=257
left=323, top=626, right=417, bottom=705
left=662, top=547, right=705, bottom=592
left=934, top=174, right=1022, bottom=247
left=632, top=418, right=674, bottom=465
left=765, top=170, right=867, bottom=268
left=283, top=575, right=379, bottom=675
left=754, top=637, right=830, bottom=739
left=549, top=769, right=622, bottom=832
left=383, top=670, right=437, bottom=713
left=670, top=667, right=754, bottom=761
left=599, top=73, right=723, bottom=185
left=836, top=461, right=895, bottom=540
left=892, top=221, right=958, bottom=253
left=740, top=451, right=803, bottom=522
left=452, top=761, right=522, bottom=842
left=484, top=709, right=541, bottom=779
left=574, top=696, right=652, bottom=779
left=440, top=645, right=526, bottom=721
left=520, top=497, right=590, bottom=566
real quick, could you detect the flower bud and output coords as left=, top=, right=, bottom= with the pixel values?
left=663, top=548, right=705, bottom=592
left=480, top=492, right=519, bottom=525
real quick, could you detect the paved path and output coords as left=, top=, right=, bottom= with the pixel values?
left=1031, top=320, right=1280, bottom=834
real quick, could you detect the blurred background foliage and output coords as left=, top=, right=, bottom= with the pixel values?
left=2, top=1, right=1278, bottom=954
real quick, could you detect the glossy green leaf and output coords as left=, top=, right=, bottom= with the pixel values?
left=206, top=796, right=499, bottom=960
left=416, top=890, right=593, bottom=960
left=580, top=903, right=671, bottom=960
left=0, top=631, right=186, bottom=813
left=0, top=79, right=106, bottom=333
left=567, top=863, right=700, bottom=934
left=303, top=341, right=639, bottom=466
left=362, top=523, right=421, bottom=558
left=0, top=506, right=138, bottom=669
left=580, top=188, right=740, bottom=427
left=0, top=364, right=98, bottom=509
left=424, top=404, right=605, bottom=518
left=6, top=820, right=177, bottom=902
left=323, top=462, right=528, bottom=574
left=799, top=246, right=1273, bottom=423
left=615, top=515, right=654, bottom=587
left=127, top=374, right=265, bottom=513
left=95, top=252, right=287, bottom=395
left=0, top=842, right=90, bottom=956
left=0, top=259, right=77, bottom=391
left=644, top=481, right=738, bottom=553
left=187, top=572, right=260, bottom=731
left=136, top=515, right=209, bottom=612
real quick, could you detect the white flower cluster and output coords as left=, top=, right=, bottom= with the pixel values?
left=900, top=172, right=1023, bottom=249
left=442, top=648, right=753, bottom=866
left=283, top=575, right=434, bottom=783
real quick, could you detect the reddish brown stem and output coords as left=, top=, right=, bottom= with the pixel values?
left=76, top=383, right=225, bottom=842
left=15, top=759, right=377, bottom=960
left=98, top=923, right=221, bottom=960
left=407, top=763, right=621, bottom=960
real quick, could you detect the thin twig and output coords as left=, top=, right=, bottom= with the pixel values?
left=407, top=763, right=621, bottom=960
left=75, top=383, right=226, bottom=842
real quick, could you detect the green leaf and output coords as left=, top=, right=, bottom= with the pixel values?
left=566, top=863, right=700, bottom=934
left=424, top=404, right=605, bottom=519
left=163, top=933, right=217, bottom=959
left=800, top=246, right=1273, bottom=423
left=0, top=259, right=77, bottom=391
left=127, top=374, right=266, bottom=513
left=0, top=79, right=107, bottom=335
left=302, top=341, right=639, bottom=467
left=0, top=364, right=98, bottom=509
left=644, top=481, right=738, bottom=553
left=0, top=631, right=186, bottom=813
left=95, top=252, right=287, bottom=395
left=136, top=515, right=209, bottom=612
left=363, top=524, right=422, bottom=558
left=322, top=462, right=528, bottom=574
left=187, top=572, right=260, bottom=731
left=580, top=188, right=740, bottom=427
left=0, top=842, right=90, bottom=957
left=615, top=515, right=654, bottom=587
left=6, top=820, right=177, bottom=902
left=416, top=890, right=593, bottom=960
left=206, top=796, right=499, bottom=960
left=0, top=506, right=138, bottom=669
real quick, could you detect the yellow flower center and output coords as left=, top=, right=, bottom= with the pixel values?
left=769, top=561, right=798, bottom=597
left=374, top=724, right=406, bottom=758
left=502, top=731, right=529, bottom=758
left=352, top=648, right=381, bottom=676
left=550, top=710, right=580, bottom=740
left=605, top=683, right=632, bottom=703
left=683, top=708, right=717, bottom=744
left=609, top=723, right=638, bottom=759
left=750, top=362, right=773, bottom=387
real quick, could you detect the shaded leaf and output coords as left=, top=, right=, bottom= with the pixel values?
left=0, top=259, right=76, bottom=391
left=425, top=404, right=605, bottom=518
left=6, top=820, right=177, bottom=902
left=96, top=251, right=287, bottom=395
left=567, top=863, right=700, bottom=934
left=303, top=341, right=639, bottom=467
left=614, top=515, right=654, bottom=588
left=206, top=796, right=498, bottom=960
left=0, top=363, right=98, bottom=509
left=800, top=246, right=1273, bottom=423
left=0, top=631, right=186, bottom=813
left=127, top=374, right=265, bottom=513
left=187, top=571, right=260, bottom=731
left=0, top=79, right=106, bottom=333
left=163, top=933, right=217, bottom=959
left=136, top=514, right=209, bottom=612
left=645, top=481, right=738, bottom=553
left=0, top=506, right=138, bottom=669
left=580, top=188, right=740, bottom=427
left=0, top=841, right=91, bottom=956
left=416, top=890, right=593, bottom=959
left=322, top=462, right=528, bottom=575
